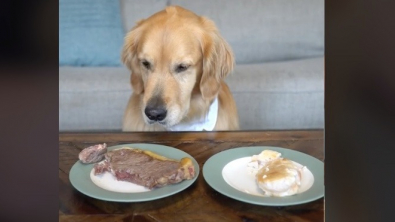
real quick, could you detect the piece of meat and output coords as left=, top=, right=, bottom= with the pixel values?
left=93, top=147, right=195, bottom=189
left=78, top=143, right=107, bottom=164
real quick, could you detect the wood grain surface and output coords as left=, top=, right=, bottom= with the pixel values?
left=59, top=130, right=324, bottom=222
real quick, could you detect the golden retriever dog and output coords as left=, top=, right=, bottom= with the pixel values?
left=121, top=6, right=239, bottom=131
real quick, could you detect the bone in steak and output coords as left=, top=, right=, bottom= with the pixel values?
left=79, top=143, right=107, bottom=164
left=93, top=147, right=195, bottom=189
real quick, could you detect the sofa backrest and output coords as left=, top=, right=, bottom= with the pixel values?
left=120, top=0, right=324, bottom=64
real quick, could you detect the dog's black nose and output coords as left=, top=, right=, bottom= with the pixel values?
left=145, top=107, right=167, bottom=121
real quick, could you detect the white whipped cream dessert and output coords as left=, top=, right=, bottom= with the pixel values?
left=247, top=150, right=282, bottom=175
left=256, top=158, right=303, bottom=197
left=247, top=150, right=305, bottom=197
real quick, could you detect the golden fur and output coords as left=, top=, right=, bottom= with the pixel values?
left=121, top=6, right=239, bottom=131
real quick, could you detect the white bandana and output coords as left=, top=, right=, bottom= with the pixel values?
left=167, top=97, right=218, bottom=131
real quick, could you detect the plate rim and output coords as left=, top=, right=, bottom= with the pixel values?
left=202, top=146, right=324, bottom=206
left=69, top=143, right=200, bottom=202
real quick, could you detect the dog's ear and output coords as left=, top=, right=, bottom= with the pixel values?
left=199, top=17, right=235, bottom=101
left=121, top=20, right=145, bottom=94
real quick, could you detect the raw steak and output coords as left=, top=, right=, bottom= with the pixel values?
left=78, top=143, right=107, bottom=164
left=93, top=147, right=195, bottom=189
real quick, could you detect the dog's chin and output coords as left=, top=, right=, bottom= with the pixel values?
left=143, top=117, right=180, bottom=129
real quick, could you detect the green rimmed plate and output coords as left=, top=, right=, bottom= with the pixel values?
left=69, top=143, right=199, bottom=202
left=203, top=146, right=324, bottom=206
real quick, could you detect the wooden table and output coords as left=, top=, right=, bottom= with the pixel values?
left=59, top=130, right=324, bottom=222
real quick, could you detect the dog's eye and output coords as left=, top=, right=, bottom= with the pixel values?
left=142, top=61, right=151, bottom=69
left=175, top=64, right=189, bottom=73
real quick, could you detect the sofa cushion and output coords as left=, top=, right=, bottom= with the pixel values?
left=170, top=0, right=324, bottom=64
left=59, top=67, right=131, bottom=131
left=227, top=57, right=324, bottom=130
left=59, top=0, right=124, bottom=66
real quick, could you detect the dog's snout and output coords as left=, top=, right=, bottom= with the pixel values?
left=145, top=97, right=167, bottom=121
left=145, top=107, right=167, bottom=121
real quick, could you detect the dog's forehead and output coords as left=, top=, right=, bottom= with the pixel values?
left=139, top=26, right=201, bottom=62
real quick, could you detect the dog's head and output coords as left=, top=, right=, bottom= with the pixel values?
left=122, top=6, right=234, bottom=128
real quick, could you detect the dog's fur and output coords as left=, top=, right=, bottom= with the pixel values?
left=121, top=6, right=239, bottom=131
